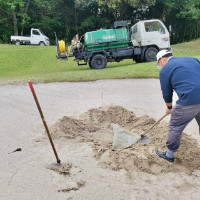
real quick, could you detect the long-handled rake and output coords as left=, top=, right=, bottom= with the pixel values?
left=28, top=81, right=69, bottom=173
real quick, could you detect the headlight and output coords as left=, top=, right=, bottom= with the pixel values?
left=162, top=37, right=169, bottom=41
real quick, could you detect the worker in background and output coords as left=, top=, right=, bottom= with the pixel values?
left=155, top=49, right=200, bottom=163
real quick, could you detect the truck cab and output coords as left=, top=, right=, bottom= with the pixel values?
left=30, top=29, right=49, bottom=45
left=131, top=19, right=170, bottom=62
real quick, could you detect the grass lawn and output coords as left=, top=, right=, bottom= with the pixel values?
left=0, top=39, right=200, bottom=85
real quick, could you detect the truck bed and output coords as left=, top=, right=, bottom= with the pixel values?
left=11, top=36, right=31, bottom=41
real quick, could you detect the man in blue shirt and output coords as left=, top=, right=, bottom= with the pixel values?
left=154, top=49, right=200, bottom=163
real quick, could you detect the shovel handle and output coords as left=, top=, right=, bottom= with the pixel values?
left=28, top=80, right=61, bottom=163
left=141, top=113, right=167, bottom=137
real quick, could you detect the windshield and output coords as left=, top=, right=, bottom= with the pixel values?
left=39, top=30, right=46, bottom=36
left=144, top=21, right=165, bottom=34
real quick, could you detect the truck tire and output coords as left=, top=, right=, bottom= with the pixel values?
left=91, top=54, right=107, bottom=69
left=39, top=42, right=45, bottom=46
left=134, top=56, right=143, bottom=63
left=144, top=47, right=158, bottom=62
left=88, top=60, right=94, bottom=69
left=15, top=40, right=21, bottom=45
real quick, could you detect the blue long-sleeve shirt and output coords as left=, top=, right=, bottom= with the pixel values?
left=159, top=57, right=200, bottom=105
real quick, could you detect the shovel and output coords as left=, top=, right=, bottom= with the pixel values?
left=140, top=113, right=167, bottom=144
left=112, top=114, right=167, bottom=149
left=28, top=81, right=68, bottom=174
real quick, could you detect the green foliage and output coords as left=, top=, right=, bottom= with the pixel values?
left=147, top=0, right=200, bottom=44
left=177, top=0, right=200, bottom=20
left=75, top=0, right=94, bottom=7
left=5, top=0, right=25, bottom=9
left=0, top=0, right=199, bottom=44
left=0, top=2, right=13, bottom=43
left=97, top=0, right=155, bottom=8
left=96, top=0, right=155, bottom=20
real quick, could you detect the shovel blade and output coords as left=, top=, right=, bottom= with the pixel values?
left=112, top=123, right=141, bottom=149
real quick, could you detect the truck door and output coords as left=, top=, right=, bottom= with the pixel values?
left=131, top=24, right=140, bottom=46
left=31, top=29, right=42, bottom=45
left=142, top=20, right=170, bottom=49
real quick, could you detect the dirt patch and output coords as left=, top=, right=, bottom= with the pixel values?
left=188, top=40, right=200, bottom=46
left=58, top=181, right=86, bottom=193
left=50, top=106, right=200, bottom=174
left=46, top=162, right=72, bottom=175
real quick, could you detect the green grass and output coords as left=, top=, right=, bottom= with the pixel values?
left=0, top=39, right=200, bottom=85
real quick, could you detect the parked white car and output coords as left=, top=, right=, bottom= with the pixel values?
left=11, top=28, right=50, bottom=46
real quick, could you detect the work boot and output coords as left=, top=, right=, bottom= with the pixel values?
left=154, top=149, right=174, bottom=163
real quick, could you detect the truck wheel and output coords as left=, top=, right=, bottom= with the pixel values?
left=145, top=47, right=158, bottom=62
left=39, top=42, right=45, bottom=46
left=15, top=40, right=21, bottom=45
left=91, top=54, right=107, bottom=69
left=134, top=56, right=143, bottom=63
left=88, top=60, right=94, bottom=69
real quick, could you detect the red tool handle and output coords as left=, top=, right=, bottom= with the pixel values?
left=28, top=80, right=35, bottom=93
left=28, top=80, right=61, bottom=163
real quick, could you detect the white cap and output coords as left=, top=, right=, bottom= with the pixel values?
left=156, top=49, right=173, bottom=68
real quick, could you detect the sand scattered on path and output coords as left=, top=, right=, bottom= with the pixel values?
left=50, top=106, right=200, bottom=175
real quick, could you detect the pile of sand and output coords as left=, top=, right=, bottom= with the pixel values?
left=50, top=106, right=200, bottom=174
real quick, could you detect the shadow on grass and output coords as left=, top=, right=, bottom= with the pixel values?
left=68, top=62, right=139, bottom=72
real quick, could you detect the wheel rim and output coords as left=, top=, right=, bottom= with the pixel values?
left=147, top=49, right=157, bottom=61
left=95, top=58, right=103, bottom=67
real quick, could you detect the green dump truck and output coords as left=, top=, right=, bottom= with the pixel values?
left=55, top=19, right=171, bottom=69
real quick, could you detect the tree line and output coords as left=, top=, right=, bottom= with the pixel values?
left=0, top=0, right=199, bottom=45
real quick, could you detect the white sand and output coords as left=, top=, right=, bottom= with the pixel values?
left=1, top=79, right=200, bottom=200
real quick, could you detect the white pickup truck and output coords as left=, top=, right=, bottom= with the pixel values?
left=11, top=28, right=50, bottom=46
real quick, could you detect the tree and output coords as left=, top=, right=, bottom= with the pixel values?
left=0, top=0, right=199, bottom=44
left=147, top=0, right=200, bottom=43
left=0, top=0, right=32, bottom=36
left=0, top=2, right=13, bottom=43
left=96, top=0, right=155, bottom=20
left=75, top=0, right=155, bottom=20
left=20, top=0, right=31, bottom=35
left=176, top=0, right=200, bottom=39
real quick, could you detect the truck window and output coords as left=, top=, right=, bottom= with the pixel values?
left=32, top=30, right=40, bottom=35
left=39, top=30, right=46, bottom=36
left=132, top=25, right=137, bottom=34
left=144, top=21, right=165, bottom=34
